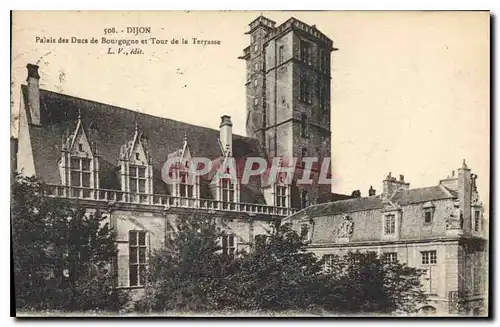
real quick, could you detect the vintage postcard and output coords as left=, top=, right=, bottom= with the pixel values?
left=10, top=11, right=490, bottom=317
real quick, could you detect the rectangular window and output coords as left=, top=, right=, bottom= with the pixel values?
left=278, top=45, right=284, bottom=65
left=300, top=223, right=309, bottom=239
left=421, top=250, right=437, bottom=265
left=300, top=77, right=312, bottom=104
left=129, top=230, right=147, bottom=287
left=275, top=184, right=288, bottom=208
left=69, top=156, right=91, bottom=188
left=179, top=171, right=194, bottom=198
left=474, top=210, right=481, bottom=232
left=424, top=209, right=433, bottom=224
left=319, top=49, right=326, bottom=72
left=221, top=235, right=236, bottom=256
left=383, top=252, right=398, bottom=263
left=300, top=40, right=312, bottom=65
left=130, top=165, right=147, bottom=193
left=300, top=114, right=309, bottom=138
left=384, top=214, right=396, bottom=235
left=221, top=178, right=235, bottom=203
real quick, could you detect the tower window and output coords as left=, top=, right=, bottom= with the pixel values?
left=278, top=45, right=284, bottom=65
left=320, top=49, right=328, bottom=72
left=135, top=153, right=140, bottom=160
left=300, top=40, right=312, bottom=65
left=319, top=81, right=328, bottom=111
left=254, top=98, right=259, bottom=105
left=254, top=62, right=259, bottom=72
left=253, top=44, right=259, bottom=53
left=300, top=76, right=312, bottom=104
left=300, top=114, right=309, bottom=138
left=78, top=143, right=83, bottom=152
left=254, top=79, right=258, bottom=88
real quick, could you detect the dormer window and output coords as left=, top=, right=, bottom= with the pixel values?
left=422, top=202, right=435, bottom=225
left=384, top=214, right=396, bottom=235
left=221, top=178, right=235, bottom=203
left=179, top=171, right=194, bottom=198
left=118, top=125, right=154, bottom=200
left=275, top=184, right=289, bottom=208
left=70, top=157, right=91, bottom=196
left=274, top=177, right=291, bottom=208
left=60, top=116, right=99, bottom=196
left=129, top=165, right=146, bottom=193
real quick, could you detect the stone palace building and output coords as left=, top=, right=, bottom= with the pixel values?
left=13, top=15, right=488, bottom=316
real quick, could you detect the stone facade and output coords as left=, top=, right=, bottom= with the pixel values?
left=15, top=16, right=345, bottom=307
left=239, top=16, right=335, bottom=208
left=283, top=163, right=488, bottom=316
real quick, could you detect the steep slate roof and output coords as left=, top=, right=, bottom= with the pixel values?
left=284, top=185, right=458, bottom=221
left=390, top=185, right=457, bottom=206
left=284, top=196, right=384, bottom=221
left=23, top=86, right=266, bottom=202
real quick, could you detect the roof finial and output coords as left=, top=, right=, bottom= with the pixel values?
left=77, top=108, right=81, bottom=121
left=183, top=131, right=188, bottom=143
left=462, top=159, right=468, bottom=169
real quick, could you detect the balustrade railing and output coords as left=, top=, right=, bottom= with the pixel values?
left=43, top=184, right=297, bottom=217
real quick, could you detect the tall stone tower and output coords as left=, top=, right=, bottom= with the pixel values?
left=239, top=16, right=336, bottom=207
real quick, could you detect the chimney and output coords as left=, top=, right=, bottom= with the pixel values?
left=458, top=159, right=472, bottom=233
left=439, top=169, right=458, bottom=191
left=26, top=64, right=41, bottom=125
left=368, top=186, right=376, bottom=197
left=219, top=115, right=232, bottom=156
left=382, top=172, right=410, bottom=198
left=351, top=190, right=361, bottom=198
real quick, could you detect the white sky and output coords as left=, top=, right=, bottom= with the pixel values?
left=11, top=11, right=490, bottom=209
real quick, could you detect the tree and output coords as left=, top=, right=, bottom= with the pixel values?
left=145, top=217, right=427, bottom=315
left=222, top=223, right=325, bottom=312
left=144, top=214, right=235, bottom=313
left=11, top=174, right=128, bottom=313
left=321, top=251, right=427, bottom=314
